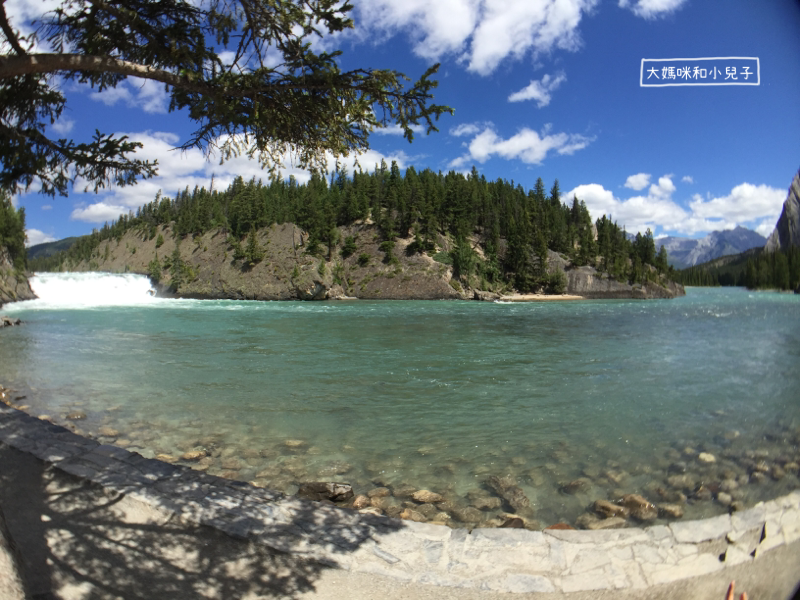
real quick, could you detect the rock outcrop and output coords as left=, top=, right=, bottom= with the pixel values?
left=0, top=246, right=35, bottom=308
left=765, top=169, right=800, bottom=252
left=548, top=251, right=684, bottom=299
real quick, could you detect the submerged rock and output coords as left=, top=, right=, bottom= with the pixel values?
left=592, top=499, right=629, bottom=519
left=621, top=494, right=657, bottom=521
left=367, top=487, right=391, bottom=498
left=352, top=495, right=370, bottom=510
left=66, top=411, right=87, bottom=421
left=697, top=452, right=717, bottom=463
left=577, top=513, right=626, bottom=530
left=412, top=489, right=443, bottom=504
left=400, top=508, right=427, bottom=522
left=486, top=475, right=531, bottom=513
left=296, top=482, right=354, bottom=503
left=180, top=448, right=208, bottom=461
left=559, top=478, right=590, bottom=495
left=657, top=504, right=684, bottom=519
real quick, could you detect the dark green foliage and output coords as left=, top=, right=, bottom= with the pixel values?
left=155, top=234, right=164, bottom=248
left=147, top=255, right=161, bottom=282
left=357, top=253, right=370, bottom=267
left=0, top=192, right=26, bottom=270
left=450, top=237, right=475, bottom=281
left=245, top=225, right=264, bottom=265
left=341, top=236, right=357, bottom=258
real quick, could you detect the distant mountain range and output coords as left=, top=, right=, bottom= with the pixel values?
left=655, top=227, right=766, bottom=269
left=26, top=237, right=79, bottom=261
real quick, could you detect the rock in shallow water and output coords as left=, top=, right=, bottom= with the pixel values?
left=486, top=475, right=531, bottom=512
left=697, top=452, right=716, bottom=463
left=657, top=503, right=684, bottom=519
left=592, top=499, right=629, bottom=519
left=622, top=494, right=657, bottom=521
left=412, top=489, right=443, bottom=503
left=351, top=495, right=369, bottom=509
left=297, top=482, right=354, bottom=502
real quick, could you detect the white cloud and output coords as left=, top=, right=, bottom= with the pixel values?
left=755, top=219, right=776, bottom=238
left=450, top=123, right=483, bottom=137
left=41, top=205, right=52, bottom=210
left=681, top=175, right=693, bottom=184
left=71, top=202, right=132, bottom=223
left=648, top=175, right=675, bottom=199
left=52, top=118, right=75, bottom=136
left=567, top=178, right=786, bottom=237
left=89, top=78, right=169, bottom=114
left=618, top=0, right=687, bottom=19
left=689, top=183, right=786, bottom=223
left=25, top=228, right=57, bottom=247
left=449, top=124, right=594, bottom=168
left=508, top=71, right=566, bottom=107
left=353, top=0, right=597, bottom=76
left=624, top=172, right=650, bottom=191
left=372, top=123, right=424, bottom=136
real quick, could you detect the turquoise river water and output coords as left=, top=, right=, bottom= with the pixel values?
left=1, top=272, right=799, bottom=527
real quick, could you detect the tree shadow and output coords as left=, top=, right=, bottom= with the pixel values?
left=0, top=442, right=404, bottom=599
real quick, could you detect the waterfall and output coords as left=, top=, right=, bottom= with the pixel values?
left=22, top=272, right=159, bottom=309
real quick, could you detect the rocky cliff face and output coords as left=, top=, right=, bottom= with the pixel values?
left=62, top=223, right=684, bottom=301
left=765, top=169, right=800, bottom=252
left=546, top=252, right=684, bottom=299
left=0, top=246, right=35, bottom=308
left=68, top=223, right=462, bottom=301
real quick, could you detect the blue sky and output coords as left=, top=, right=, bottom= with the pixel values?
left=7, top=0, right=800, bottom=246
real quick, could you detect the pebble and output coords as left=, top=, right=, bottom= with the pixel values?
left=367, top=487, right=391, bottom=498
left=716, top=492, right=732, bottom=506
left=399, top=508, right=427, bottom=522
left=370, top=496, right=392, bottom=510
left=181, top=449, right=208, bottom=461
left=697, top=452, right=716, bottom=463
left=657, top=504, right=684, bottom=519
left=472, top=496, right=503, bottom=511
left=412, top=489, right=443, bottom=503
left=592, top=499, right=629, bottom=519
left=66, top=411, right=87, bottom=421
left=352, top=495, right=370, bottom=509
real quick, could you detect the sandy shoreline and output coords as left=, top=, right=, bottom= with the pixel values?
left=497, top=293, right=584, bottom=302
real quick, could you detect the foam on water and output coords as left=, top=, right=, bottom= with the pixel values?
left=8, top=272, right=159, bottom=310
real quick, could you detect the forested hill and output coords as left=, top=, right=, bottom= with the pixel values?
left=31, top=163, right=682, bottom=300
left=675, top=246, right=800, bottom=292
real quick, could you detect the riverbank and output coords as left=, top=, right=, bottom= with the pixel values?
left=43, top=222, right=684, bottom=302
left=1, top=405, right=799, bottom=598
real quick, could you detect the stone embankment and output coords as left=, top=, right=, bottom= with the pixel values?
left=0, top=400, right=797, bottom=594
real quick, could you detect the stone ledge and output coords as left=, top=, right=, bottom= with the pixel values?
left=0, top=403, right=798, bottom=594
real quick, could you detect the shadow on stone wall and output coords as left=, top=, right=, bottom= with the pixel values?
left=0, top=443, right=401, bottom=598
